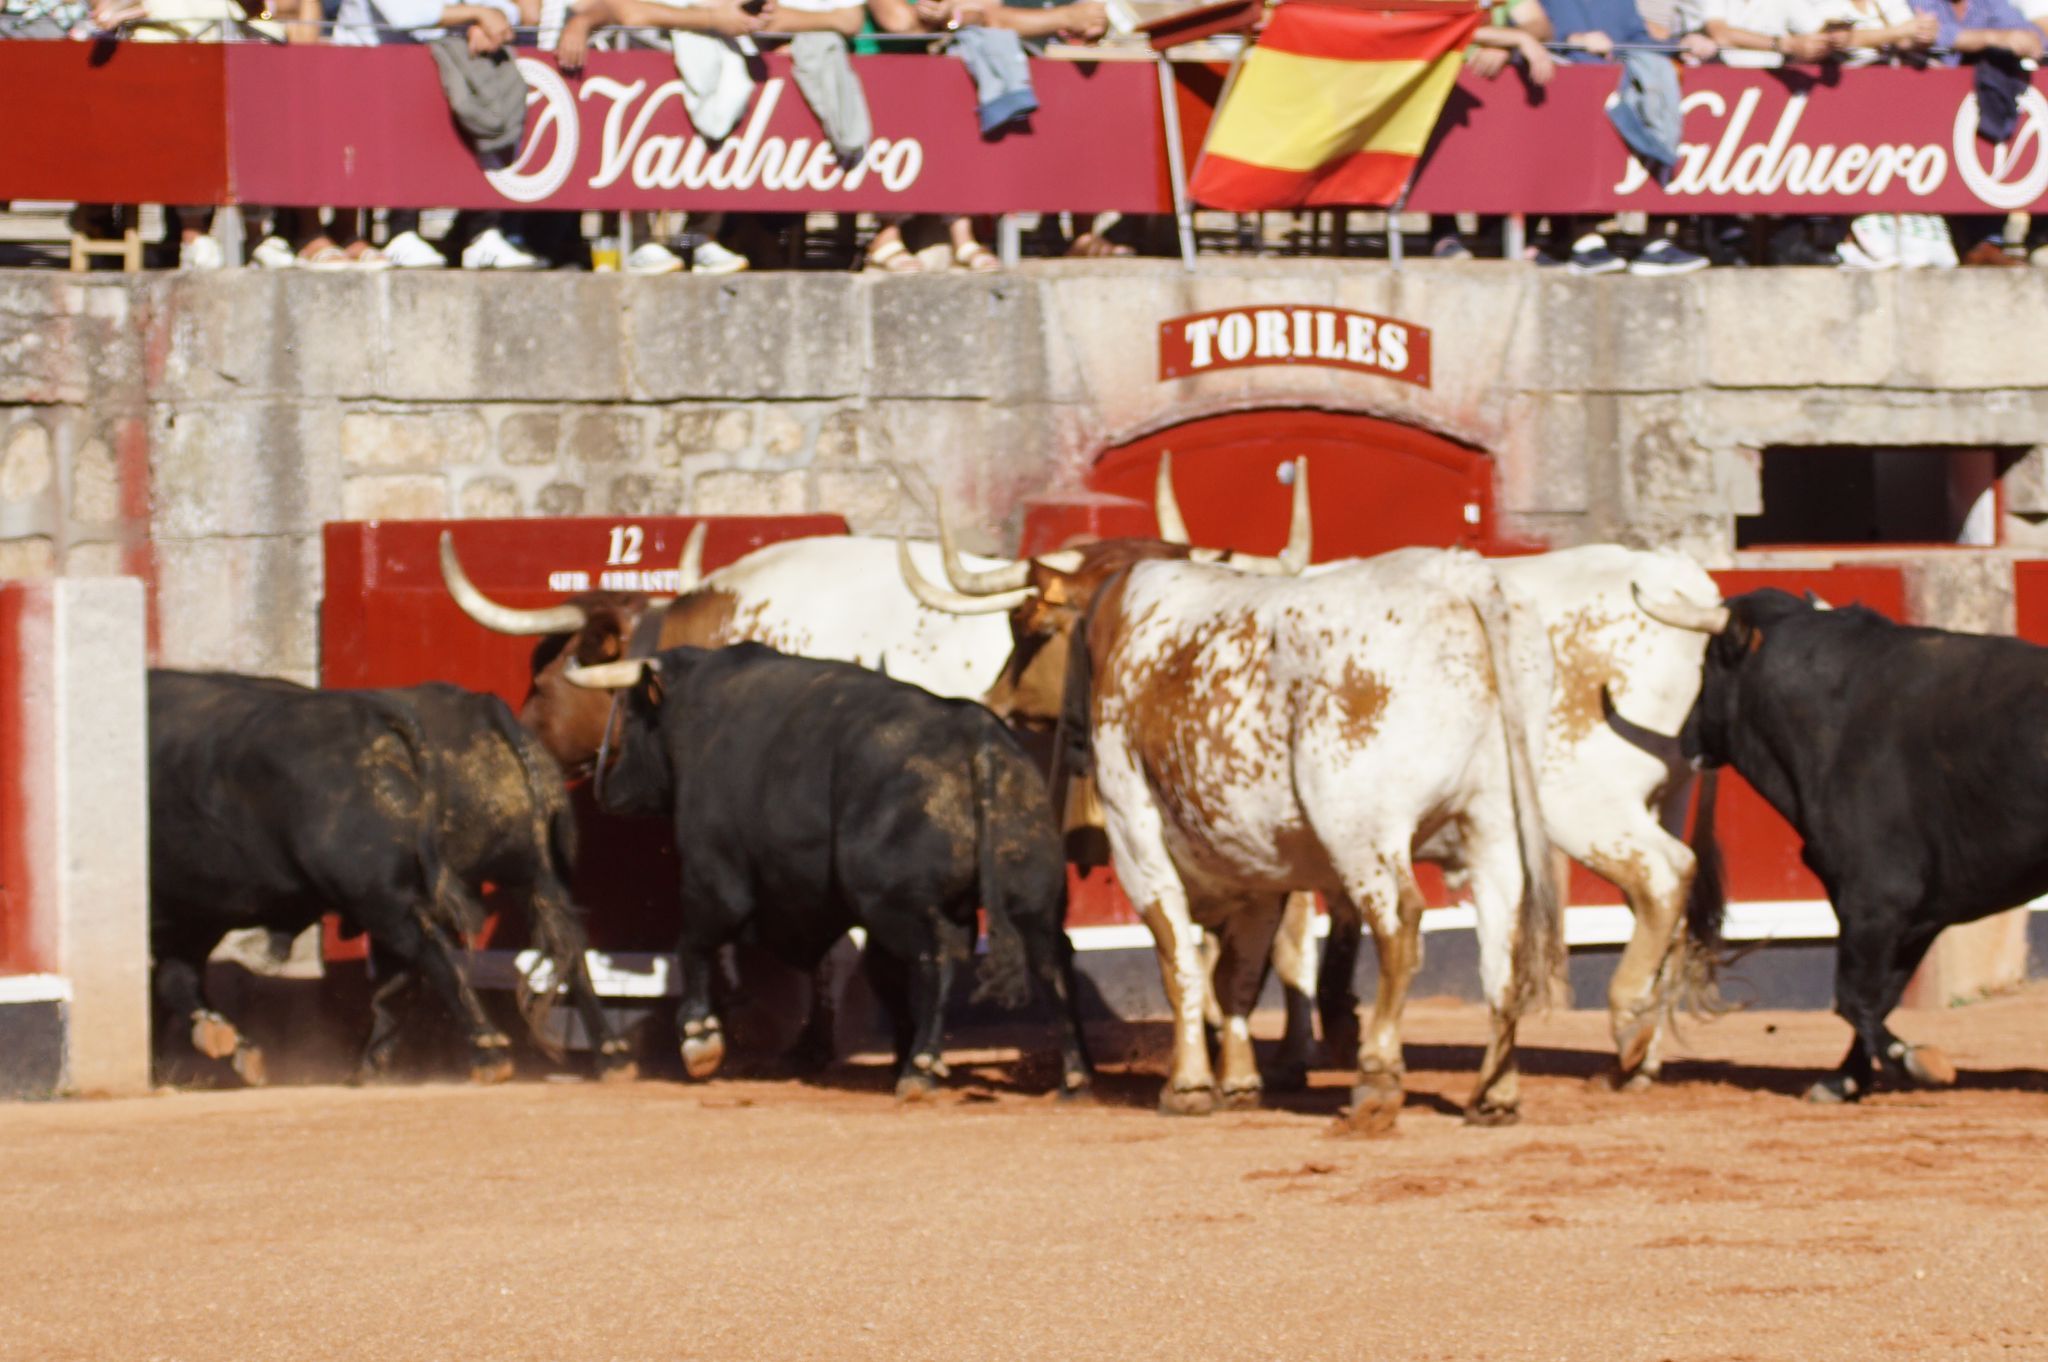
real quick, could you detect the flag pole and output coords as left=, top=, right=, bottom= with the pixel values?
left=1164, top=39, right=1254, bottom=273
left=1385, top=173, right=1415, bottom=273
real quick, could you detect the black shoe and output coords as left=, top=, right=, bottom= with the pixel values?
left=1567, top=234, right=1626, bottom=275
left=1629, top=239, right=1711, bottom=275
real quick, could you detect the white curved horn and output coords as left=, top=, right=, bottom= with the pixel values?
left=937, top=504, right=1033, bottom=594
left=1280, top=457, right=1311, bottom=573
left=563, top=658, right=653, bottom=690
left=1154, top=452, right=1189, bottom=544
left=1631, top=582, right=1731, bottom=635
left=1224, top=460, right=1314, bottom=576
left=898, top=536, right=1036, bottom=615
left=439, top=532, right=590, bottom=636
left=676, top=522, right=707, bottom=592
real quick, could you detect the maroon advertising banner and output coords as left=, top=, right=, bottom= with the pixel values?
left=5, top=43, right=2044, bottom=215
left=222, top=45, right=1169, bottom=213
left=1398, top=65, right=2048, bottom=214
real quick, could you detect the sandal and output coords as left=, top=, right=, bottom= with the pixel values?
left=867, top=238, right=922, bottom=274
left=1068, top=232, right=1135, bottom=258
left=954, top=241, right=1001, bottom=273
left=300, top=245, right=352, bottom=272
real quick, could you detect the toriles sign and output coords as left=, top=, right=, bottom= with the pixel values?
left=1158, top=306, right=1431, bottom=387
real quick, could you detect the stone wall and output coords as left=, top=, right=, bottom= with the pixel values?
left=3, top=263, right=2048, bottom=681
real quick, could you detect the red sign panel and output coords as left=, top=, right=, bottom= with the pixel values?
left=1158, top=305, right=1430, bottom=386
left=320, top=514, right=847, bottom=957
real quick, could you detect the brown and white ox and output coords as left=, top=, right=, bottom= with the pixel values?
left=902, top=490, right=1729, bottom=1093
left=1064, top=551, right=1564, bottom=1128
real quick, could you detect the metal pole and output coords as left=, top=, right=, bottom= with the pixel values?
left=1503, top=210, right=1526, bottom=262
left=1157, top=54, right=1198, bottom=272
left=1387, top=180, right=1411, bottom=271
left=996, top=213, right=1022, bottom=269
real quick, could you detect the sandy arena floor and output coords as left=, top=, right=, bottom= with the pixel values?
left=2, top=988, right=2045, bottom=1362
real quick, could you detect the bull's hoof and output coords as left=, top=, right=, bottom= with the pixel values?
left=1058, top=1070, right=1094, bottom=1103
left=1158, top=1083, right=1217, bottom=1117
left=190, top=1012, right=241, bottom=1062
left=230, top=1044, right=269, bottom=1087
left=679, top=1026, right=726, bottom=1081
left=1337, top=1082, right=1403, bottom=1137
left=779, top=1036, right=838, bottom=1077
left=895, top=1071, right=939, bottom=1102
left=1804, top=1075, right=1861, bottom=1104
left=595, top=1039, right=639, bottom=1084
left=1265, top=1058, right=1311, bottom=1094
left=1592, top=1065, right=1657, bottom=1095
left=1903, top=1044, right=1956, bottom=1088
left=469, top=1055, right=515, bottom=1085
left=1220, top=1080, right=1263, bottom=1111
left=1462, top=1101, right=1520, bottom=1128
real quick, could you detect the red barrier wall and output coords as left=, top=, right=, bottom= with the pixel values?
left=320, top=514, right=847, bottom=958
left=0, top=587, right=36, bottom=974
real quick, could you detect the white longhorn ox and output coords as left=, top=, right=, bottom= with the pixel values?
left=1083, top=551, right=1563, bottom=1126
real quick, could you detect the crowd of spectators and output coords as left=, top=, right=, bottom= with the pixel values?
left=7, top=0, right=2048, bottom=272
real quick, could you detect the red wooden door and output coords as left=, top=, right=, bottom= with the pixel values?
left=1087, top=409, right=1501, bottom=559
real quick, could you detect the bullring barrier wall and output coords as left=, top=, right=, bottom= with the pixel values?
left=2, top=261, right=2046, bottom=1057
left=0, top=576, right=151, bottom=1097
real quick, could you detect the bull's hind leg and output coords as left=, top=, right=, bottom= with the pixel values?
left=1207, top=892, right=1291, bottom=1109
left=1463, top=813, right=1540, bottom=1126
left=893, top=917, right=968, bottom=1102
left=1811, top=911, right=1948, bottom=1103
left=1328, top=858, right=1423, bottom=1137
left=1317, top=893, right=1365, bottom=1072
left=1266, top=891, right=1320, bottom=1092
left=391, top=909, right=515, bottom=1083
left=355, top=944, right=418, bottom=1082
left=1023, top=925, right=1094, bottom=1099
left=1576, top=818, right=1695, bottom=1091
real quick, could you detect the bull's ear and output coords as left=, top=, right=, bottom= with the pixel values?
left=638, top=665, right=666, bottom=708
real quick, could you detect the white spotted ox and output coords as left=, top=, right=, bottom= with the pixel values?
left=1066, top=551, right=1566, bottom=1129
left=906, top=525, right=1729, bottom=1091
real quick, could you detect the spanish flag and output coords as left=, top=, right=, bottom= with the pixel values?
left=1190, top=0, right=1482, bottom=210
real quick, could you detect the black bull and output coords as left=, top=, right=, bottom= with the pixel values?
left=148, top=671, right=629, bottom=1083
left=585, top=643, right=1094, bottom=1099
left=1678, top=589, right=2047, bottom=1101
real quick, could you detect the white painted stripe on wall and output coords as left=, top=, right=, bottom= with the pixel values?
left=462, top=898, right=2047, bottom=998
left=0, top=974, right=73, bottom=1005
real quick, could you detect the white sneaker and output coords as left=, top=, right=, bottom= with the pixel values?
left=251, top=235, right=296, bottom=270
left=1847, top=214, right=1900, bottom=269
left=179, top=234, right=224, bottom=270
left=383, top=229, right=446, bottom=269
left=625, top=241, right=686, bottom=275
left=461, top=227, right=545, bottom=271
left=1920, top=215, right=1959, bottom=269
left=691, top=239, right=750, bottom=274
left=1898, top=215, right=1934, bottom=270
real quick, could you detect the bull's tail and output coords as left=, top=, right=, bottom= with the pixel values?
left=370, top=698, right=471, bottom=948
left=968, top=746, right=1033, bottom=1011
left=1671, top=767, right=1742, bottom=1018
left=484, top=699, right=591, bottom=1056
left=1467, top=581, right=1566, bottom=1018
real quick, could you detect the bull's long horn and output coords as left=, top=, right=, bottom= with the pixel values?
left=563, top=659, right=652, bottom=690
left=1222, top=459, right=1313, bottom=576
left=1154, top=452, right=1190, bottom=544
left=677, top=522, right=707, bottom=592
left=1632, top=582, right=1730, bottom=635
left=898, top=535, right=1035, bottom=615
left=937, top=505, right=1033, bottom=594
left=439, top=531, right=590, bottom=636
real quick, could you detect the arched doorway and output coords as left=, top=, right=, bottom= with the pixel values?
left=1088, top=408, right=1500, bottom=559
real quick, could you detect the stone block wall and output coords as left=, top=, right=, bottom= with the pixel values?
left=5, top=262, right=2048, bottom=685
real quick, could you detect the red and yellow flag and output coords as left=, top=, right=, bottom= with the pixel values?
left=1189, top=0, right=1483, bottom=210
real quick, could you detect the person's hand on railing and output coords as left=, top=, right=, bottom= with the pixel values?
left=1678, top=30, right=1716, bottom=61
left=1776, top=30, right=1835, bottom=60
left=913, top=0, right=955, bottom=29
left=88, top=0, right=148, bottom=30
left=1903, top=11, right=1939, bottom=46
left=1567, top=28, right=1612, bottom=56
left=1058, top=0, right=1107, bottom=41
left=703, top=0, right=772, bottom=35
left=460, top=4, right=513, bottom=51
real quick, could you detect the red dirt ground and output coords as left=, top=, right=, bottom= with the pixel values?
left=2, top=988, right=2045, bottom=1362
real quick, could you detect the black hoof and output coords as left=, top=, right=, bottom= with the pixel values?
left=895, top=1071, right=939, bottom=1102
left=1220, top=1082, right=1263, bottom=1111
left=1462, top=1102, right=1520, bottom=1128
left=1158, top=1084, right=1217, bottom=1117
